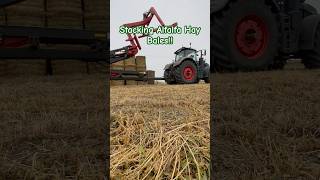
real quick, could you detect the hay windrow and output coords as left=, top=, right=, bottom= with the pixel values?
left=111, top=84, right=210, bottom=179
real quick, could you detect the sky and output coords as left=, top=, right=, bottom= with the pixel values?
left=110, top=0, right=210, bottom=77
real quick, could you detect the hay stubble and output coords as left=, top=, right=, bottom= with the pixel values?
left=111, top=84, right=210, bottom=179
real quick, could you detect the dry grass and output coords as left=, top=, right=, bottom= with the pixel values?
left=0, top=74, right=106, bottom=179
left=110, top=84, right=210, bottom=179
left=212, top=62, right=320, bottom=179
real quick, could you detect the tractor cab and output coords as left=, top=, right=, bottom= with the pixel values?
left=174, top=47, right=198, bottom=62
left=174, top=47, right=207, bottom=62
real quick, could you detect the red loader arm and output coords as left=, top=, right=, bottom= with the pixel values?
left=122, top=7, right=177, bottom=58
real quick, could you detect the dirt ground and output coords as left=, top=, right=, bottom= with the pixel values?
left=0, top=74, right=107, bottom=179
left=110, top=84, right=210, bottom=179
left=212, top=61, right=320, bottom=179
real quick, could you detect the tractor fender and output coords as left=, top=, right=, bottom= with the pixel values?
left=211, top=0, right=230, bottom=13
left=302, top=2, right=318, bottom=16
left=164, top=63, right=173, bottom=70
left=211, top=0, right=280, bottom=13
left=305, top=0, right=320, bottom=13
left=300, top=14, right=320, bottom=50
left=172, top=58, right=195, bottom=68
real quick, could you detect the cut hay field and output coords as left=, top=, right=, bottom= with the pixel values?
left=0, top=74, right=107, bottom=179
left=213, top=62, right=320, bottom=179
left=110, top=84, right=210, bottom=179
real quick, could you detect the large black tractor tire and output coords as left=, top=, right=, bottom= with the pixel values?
left=174, top=60, right=198, bottom=84
left=268, top=56, right=287, bottom=70
left=204, top=77, right=210, bottom=83
left=212, top=0, right=280, bottom=72
left=301, top=23, right=320, bottom=69
left=164, top=69, right=176, bottom=84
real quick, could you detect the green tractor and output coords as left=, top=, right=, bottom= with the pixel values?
left=164, top=47, right=210, bottom=84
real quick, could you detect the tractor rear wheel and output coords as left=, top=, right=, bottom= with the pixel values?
left=212, top=0, right=279, bottom=72
left=174, top=60, right=198, bottom=84
left=301, top=23, right=320, bottom=69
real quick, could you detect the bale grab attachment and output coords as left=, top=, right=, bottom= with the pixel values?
left=110, top=7, right=177, bottom=64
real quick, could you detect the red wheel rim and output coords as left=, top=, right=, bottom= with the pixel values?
left=111, top=72, right=120, bottom=77
left=235, top=15, right=269, bottom=59
left=183, top=66, right=195, bottom=80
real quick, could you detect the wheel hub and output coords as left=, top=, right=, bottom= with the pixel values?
left=235, top=15, right=268, bottom=59
left=183, top=66, right=194, bottom=80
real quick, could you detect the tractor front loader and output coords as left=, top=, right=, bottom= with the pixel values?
left=110, top=7, right=177, bottom=80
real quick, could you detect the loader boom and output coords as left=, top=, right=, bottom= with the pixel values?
left=110, top=7, right=177, bottom=64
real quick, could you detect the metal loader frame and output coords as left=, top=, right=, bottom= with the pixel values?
left=0, top=26, right=107, bottom=61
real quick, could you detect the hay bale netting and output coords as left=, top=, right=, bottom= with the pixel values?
left=47, top=0, right=83, bottom=29
left=84, top=0, right=108, bottom=33
left=4, top=0, right=44, bottom=27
